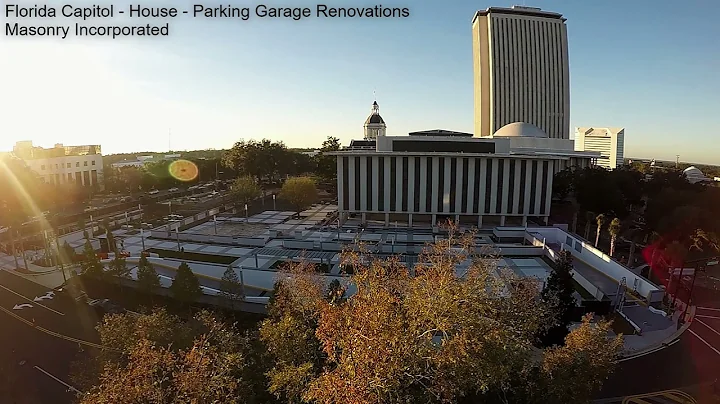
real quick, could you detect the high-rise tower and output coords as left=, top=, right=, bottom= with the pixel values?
left=472, top=6, right=570, bottom=139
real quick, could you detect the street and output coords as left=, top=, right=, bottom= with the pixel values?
left=599, top=283, right=720, bottom=403
left=0, top=269, right=103, bottom=404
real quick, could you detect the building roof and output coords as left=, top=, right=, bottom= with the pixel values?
left=365, top=114, right=385, bottom=125
left=473, top=6, right=565, bottom=23
left=493, top=122, right=548, bottom=138
left=408, top=129, right=473, bottom=137
left=683, top=166, right=710, bottom=184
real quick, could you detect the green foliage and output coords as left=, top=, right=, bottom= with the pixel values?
left=230, top=176, right=262, bottom=206
left=219, top=266, right=244, bottom=308
left=316, top=136, right=341, bottom=183
left=552, top=168, right=573, bottom=201
left=540, top=250, right=576, bottom=347
left=170, top=262, right=202, bottom=304
left=107, top=255, right=130, bottom=278
left=81, top=239, right=104, bottom=278
left=136, top=255, right=161, bottom=294
left=279, top=176, right=318, bottom=216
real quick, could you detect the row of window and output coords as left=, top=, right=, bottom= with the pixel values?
left=40, top=160, right=95, bottom=170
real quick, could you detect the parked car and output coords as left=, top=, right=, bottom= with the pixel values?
left=148, top=190, right=160, bottom=195
left=168, top=187, right=180, bottom=192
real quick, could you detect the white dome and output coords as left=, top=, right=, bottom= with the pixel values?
left=683, top=166, right=707, bottom=184
left=493, top=122, right=548, bottom=138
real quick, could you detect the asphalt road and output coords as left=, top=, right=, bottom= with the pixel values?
left=0, top=270, right=103, bottom=404
left=598, top=283, right=720, bottom=402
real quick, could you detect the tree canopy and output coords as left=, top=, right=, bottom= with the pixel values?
left=279, top=177, right=318, bottom=217
left=170, top=262, right=202, bottom=304
left=261, top=229, right=622, bottom=404
left=230, top=176, right=262, bottom=206
left=137, top=255, right=161, bottom=293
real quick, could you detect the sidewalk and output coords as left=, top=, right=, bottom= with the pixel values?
left=617, top=305, right=695, bottom=361
left=0, top=252, right=74, bottom=289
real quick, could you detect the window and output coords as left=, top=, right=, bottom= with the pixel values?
left=84, top=161, right=88, bottom=166
left=76, top=162, right=80, bottom=167
left=91, top=160, right=96, bottom=166
left=67, top=163, right=71, bottom=168
left=55, top=164, right=58, bottom=169
left=41, top=165, right=45, bottom=170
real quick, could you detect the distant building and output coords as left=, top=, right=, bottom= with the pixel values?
left=683, top=166, right=712, bottom=184
left=12, top=141, right=104, bottom=189
left=111, top=153, right=182, bottom=169
left=472, top=6, right=570, bottom=139
left=574, top=127, right=625, bottom=170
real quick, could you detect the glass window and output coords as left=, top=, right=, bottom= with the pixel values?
left=41, top=164, right=45, bottom=170
left=84, top=161, right=88, bottom=166
left=55, top=164, right=58, bottom=169
left=76, top=162, right=80, bottom=167
left=67, top=163, right=71, bottom=168
left=91, top=160, right=96, bottom=165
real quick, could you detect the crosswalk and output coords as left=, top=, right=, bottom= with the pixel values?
left=622, top=389, right=697, bottom=403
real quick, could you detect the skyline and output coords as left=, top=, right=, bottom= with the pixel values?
left=1, top=0, right=719, bottom=164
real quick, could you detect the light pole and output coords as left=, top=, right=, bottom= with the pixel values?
left=140, top=228, right=146, bottom=251
left=213, top=215, right=217, bottom=234
left=682, top=257, right=718, bottom=319
left=175, top=227, right=181, bottom=251
left=245, top=204, right=248, bottom=220
left=272, top=194, right=276, bottom=210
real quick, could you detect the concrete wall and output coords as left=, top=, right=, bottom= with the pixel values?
left=524, top=227, right=664, bottom=303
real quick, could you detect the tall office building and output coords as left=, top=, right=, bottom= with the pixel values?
left=574, top=127, right=625, bottom=170
left=472, top=6, right=570, bottom=139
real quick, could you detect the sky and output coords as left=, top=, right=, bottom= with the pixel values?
left=1, top=0, right=719, bottom=164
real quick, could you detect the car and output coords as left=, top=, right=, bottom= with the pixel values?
left=168, top=187, right=180, bottom=192
left=87, top=299, right=125, bottom=316
left=148, top=190, right=160, bottom=195
left=84, top=206, right=98, bottom=213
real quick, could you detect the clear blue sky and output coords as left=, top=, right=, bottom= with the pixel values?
left=1, top=0, right=718, bottom=164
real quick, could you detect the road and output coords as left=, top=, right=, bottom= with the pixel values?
left=0, top=269, right=103, bottom=403
left=599, top=283, right=720, bottom=403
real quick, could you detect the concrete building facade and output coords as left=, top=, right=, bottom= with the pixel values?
left=574, top=127, right=625, bottom=169
left=12, top=141, right=104, bottom=189
left=334, top=124, right=598, bottom=227
left=472, top=6, right=570, bottom=139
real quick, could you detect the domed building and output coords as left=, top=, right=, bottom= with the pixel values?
left=683, top=166, right=710, bottom=184
left=363, top=100, right=386, bottom=140
left=492, top=122, right=548, bottom=138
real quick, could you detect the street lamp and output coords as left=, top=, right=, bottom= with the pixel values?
left=272, top=194, right=276, bottom=210
left=244, top=204, right=248, bottom=220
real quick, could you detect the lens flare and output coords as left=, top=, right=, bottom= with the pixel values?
left=168, top=159, right=198, bottom=182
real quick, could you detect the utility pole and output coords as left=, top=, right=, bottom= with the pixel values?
left=676, top=155, right=680, bottom=169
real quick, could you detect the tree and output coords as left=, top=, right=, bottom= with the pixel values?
left=78, top=309, right=266, bottom=404
left=81, top=239, right=104, bottom=278
left=539, top=250, right=576, bottom=347
left=136, top=255, right=161, bottom=294
left=230, top=176, right=262, bottom=208
left=608, top=218, right=621, bottom=257
left=107, top=255, right=130, bottom=279
left=62, top=240, right=76, bottom=264
left=170, top=262, right=202, bottom=305
left=279, top=177, right=318, bottom=218
left=219, top=265, right=244, bottom=309
left=222, top=139, right=292, bottom=183
left=264, top=228, right=622, bottom=403
left=595, top=213, right=606, bottom=247
left=316, top=136, right=341, bottom=183
left=583, top=211, right=594, bottom=241
left=552, top=168, right=573, bottom=201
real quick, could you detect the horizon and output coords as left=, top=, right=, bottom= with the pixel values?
left=2, top=0, right=718, bottom=165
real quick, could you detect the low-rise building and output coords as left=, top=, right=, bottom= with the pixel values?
left=12, top=141, right=104, bottom=189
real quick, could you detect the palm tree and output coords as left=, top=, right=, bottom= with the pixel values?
left=595, top=214, right=606, bottom=248
left=608, top=218, right=621, bottom=257
left=584, top=211, right=595, bottom=241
